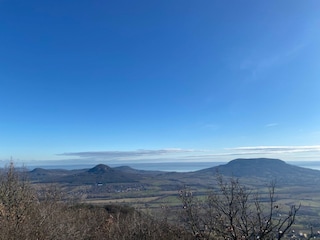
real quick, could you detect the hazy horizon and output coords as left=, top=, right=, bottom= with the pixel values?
left=2, top=159, right=320, bottom=173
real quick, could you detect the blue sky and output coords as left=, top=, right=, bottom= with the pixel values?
left=1, top=0, right=320, bottom=165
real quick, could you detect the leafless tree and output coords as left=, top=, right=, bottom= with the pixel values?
left=179, top=176, right=300, bottom=240
left=0, top=162, right=39, bottom=239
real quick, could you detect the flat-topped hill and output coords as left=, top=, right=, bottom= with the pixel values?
left=193, top=158, right=320, bottom=185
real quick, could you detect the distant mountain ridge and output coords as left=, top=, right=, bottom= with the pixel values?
left=27, top=158, right=320, bottom=186
left=29, top=164, right=142, bottom=184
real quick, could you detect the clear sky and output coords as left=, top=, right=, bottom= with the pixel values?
left=1, top=0, right=320, bottom=165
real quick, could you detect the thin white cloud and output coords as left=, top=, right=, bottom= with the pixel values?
left=265, top=123, right=279, bottom=128
left=229, top=145, right=320, bottom=154
left=183, top=145, right=320, bottom=162
left=202, top=123, right=220, bottom=131
left=57, top=145, right=320, bottom=163
left=59, top=148, right=198, bottom=160
left=240, top=43, right=306, bottom=80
